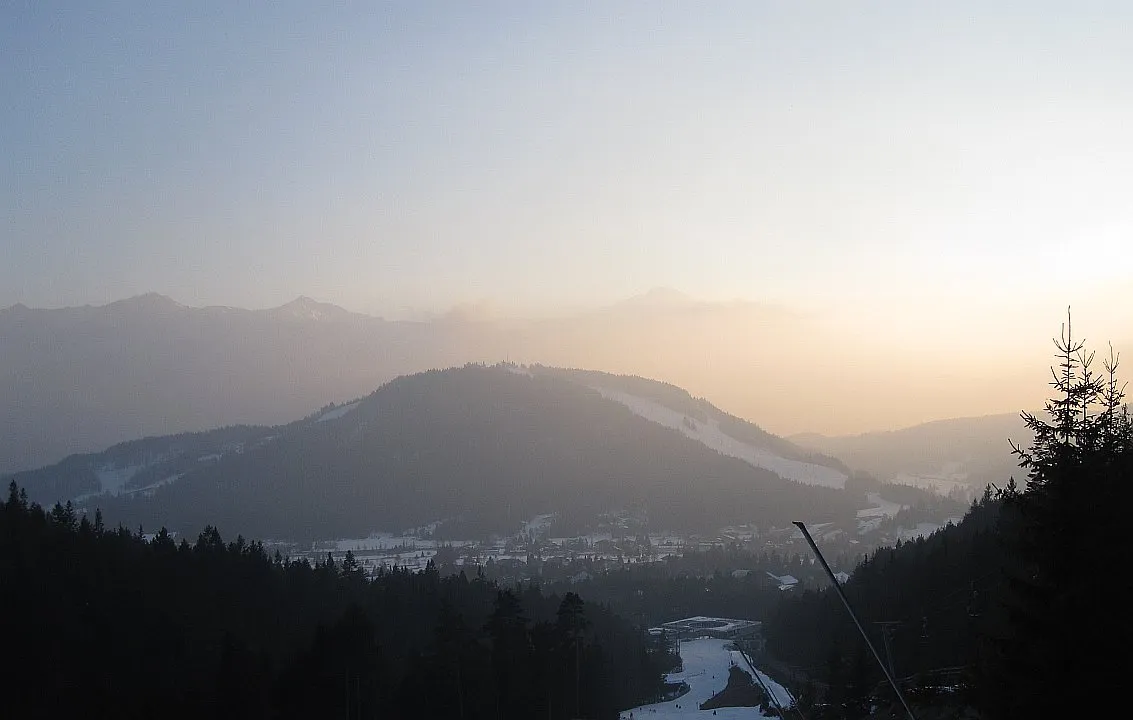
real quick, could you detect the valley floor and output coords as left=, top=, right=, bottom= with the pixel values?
left=620, top=639, right=792, bottom=720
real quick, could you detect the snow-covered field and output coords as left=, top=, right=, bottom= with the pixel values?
left=891, top=463, right=975, bottom=498
left=323, top=533, right=442, bottom=552
left=95, top=464, right=142, bottom=494
left=854, top=493, right=964, bottom=540
left=522, top=513, right=555, bottom=535
left=122, top=473, right=183, bottom=498
left=856, top=492, right=906, bottom=533
left=592, top=388, right=847, bottom=489
left=74, top=463, right=153, bottom=502
left=620, top=638, right=792, bottom=720
left=315, top=401, right=359, bottom=423
left=892, top=473, right=974, bottom=496
left=765, top=572, right=799, bottom=591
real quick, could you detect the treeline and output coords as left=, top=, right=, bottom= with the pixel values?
left=1, top=485, right=671, bottom=719
left=765, top=494, right=1003, bottom=714
left=765, top=324, right=1133, bottom=718
left=536, top=544, right=858, bottom=629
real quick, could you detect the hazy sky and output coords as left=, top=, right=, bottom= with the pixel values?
left=4, top=2, right=1131, bottom=330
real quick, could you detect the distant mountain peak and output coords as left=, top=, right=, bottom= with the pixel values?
left=270, top=296, right=356, bottom=322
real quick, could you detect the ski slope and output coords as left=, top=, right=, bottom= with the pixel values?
left=856, top=492, right=906, bottom=533
left=593, top=387, right=847, bottom=489
left=316, top=401, right=359, bottom=423
left=620, top=638, right=792, bottom=719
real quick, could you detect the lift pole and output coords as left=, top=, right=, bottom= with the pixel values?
left=792, top=521, right=918, bottom=720
left=873, top=620, right=902, bottom=683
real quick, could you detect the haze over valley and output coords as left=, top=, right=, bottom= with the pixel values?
left=4, top=3, right=1131, bottom=718
left=0, top=290, right=1081, bottom=476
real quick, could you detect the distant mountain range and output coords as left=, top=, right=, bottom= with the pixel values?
left=1, top=291, right=1062, bottom=475
left=791, top=412, right=1033, bottom=496
left=8, top=365, right=865, bottom=542
left=0, top=294, right=469, bottom=473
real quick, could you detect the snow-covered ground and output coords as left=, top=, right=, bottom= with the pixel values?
left=856, top=492, right=906, bottom=533
left=122, top=473, right=183, bottom=498
left=95, top=464, right=142, bottom=494
left=891, top=462, right=975, bottom=498
left=620, top=638, right=793, bottom=720
left=855, top=493, right=965, bottom=540
left=74, top=463, right=148, bottom=501
left=549, top=530, right=614, bottom=546
left=765, top=572, right=799, bottom=591
left=521, top=513, right=555, bottom=536
left=592, top=387, right=847, bottom=489
left=316, top=401, right=359, bottom=423
left=322, top=533, right=443, bottom=552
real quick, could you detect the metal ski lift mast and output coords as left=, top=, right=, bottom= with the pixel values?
left=793, top=521, right=918, bottom=720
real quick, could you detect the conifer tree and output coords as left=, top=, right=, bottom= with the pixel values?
left=981, top=315, right=1132, bottom=717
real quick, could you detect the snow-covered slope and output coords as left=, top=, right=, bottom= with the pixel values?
left=315, top=401, right=359, bottom=423
left=71, top=465, right=184, bottom=502
left=592, top=387, right=847, bottom=489
left=620, top=638, right=793, bottom=719
left=856, top=491, right=905, bottom=533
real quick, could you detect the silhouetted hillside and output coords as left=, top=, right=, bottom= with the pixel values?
left=0, top=294, right=465, bottom=473
left=1, top=291, right=1063, bottom=476
left=791, top=414, right=1033, bottom=497
left=11, top=365, right=864, bottom=541
left=769, top=326, right=1133, bottom=719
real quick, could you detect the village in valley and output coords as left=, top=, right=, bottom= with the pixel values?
left=279, top=492, right=964, bottom=590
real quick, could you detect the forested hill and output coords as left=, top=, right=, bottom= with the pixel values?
left=0, top=483, right=672, bottom=720
left=0, top=294, right=449, bottom=474
left=12, top=364, right=862, bottom=541
left=765, top=330, right=1133, bottom=719
left=766, top=493, right=1004, bottom=711
left=791, top=413, right=1030, bottom=497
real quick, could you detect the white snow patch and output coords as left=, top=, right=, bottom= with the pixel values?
left=123, top=474, right=183, bottom=497
left=592, top=387, right=847, bottom=489
left=856, top=492, right=904, bottom=519
left=620, top=638, right=790, bottom=719
left=316, top=533, right=453, bottom=553
left=316, top=401, right=359, bottom=423
left=891, top=464, right=974, bottom=497
left=74, top=463, right=152, bottom=502
left=520, top=513, right=555, bottom=536
left=750, top=664, right=795, bottom=711
left=856, top=492, right=907, bottom=533
left=95, top=465, right=142, bottom=495
left=766, top=571, right=799, bottom=591
left=549, top=531, right=615, bottom=546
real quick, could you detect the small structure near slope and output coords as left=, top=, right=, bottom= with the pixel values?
left=654, top=616, right=762, bottom=643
